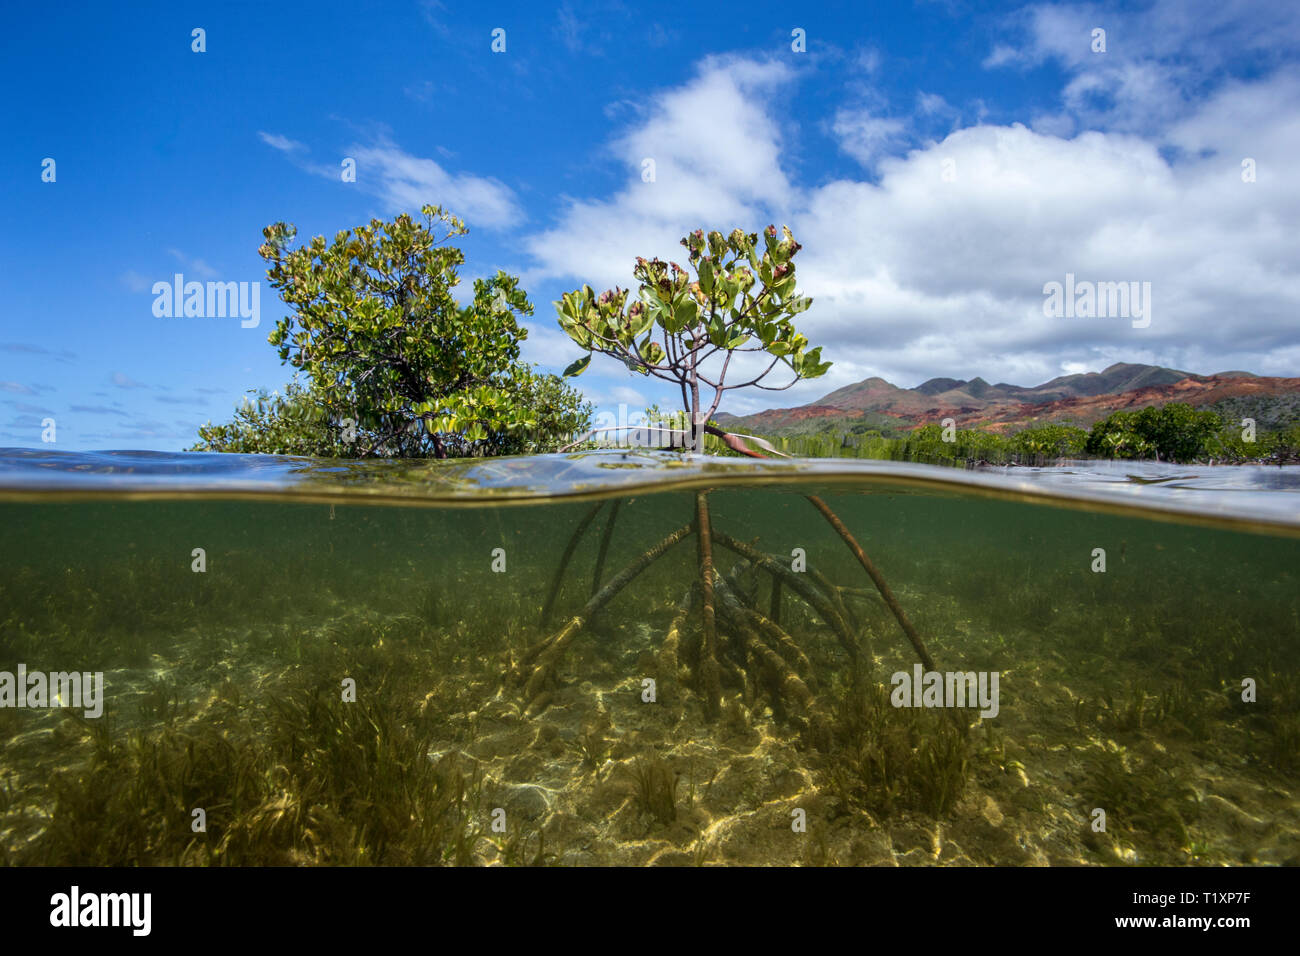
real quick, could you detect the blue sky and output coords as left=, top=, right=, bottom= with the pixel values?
left=3, top=0, right=1299, bottom=450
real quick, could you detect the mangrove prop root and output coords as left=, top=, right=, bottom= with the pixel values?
left=657, top=587, right=695, bottom=685
left=805, top=494, right=937, bottom=672
left=715, top=653, right=748, bottom=697
left=809, top=565, right=859, bottom=628
left=736, top=606, right=813, bottom=676
left=835, top=585, right=888, bottom=605
left=520, top=523, right=693, bottom=709
left=711, top=530, right=859, bottom=663
left=770, top=577, right=783, bottom=624
left=807, top=566, right=869, bottom=660
left=715, top=576, right=811, bottom=714
left=541, top=501, right=605, bottom=625
left=694, top=490, right=723, bottom=721
left=738, top=621, right=812, bottom=713
left=591, top=498, right=622, bottom=597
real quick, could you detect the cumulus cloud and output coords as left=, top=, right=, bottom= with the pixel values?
left=833, top=108, right=908, bottom=167
left=523, top=56, right=795, bottom=293
left=521, top=47, right=1300, bottom=416
left=986, top=0, right=1300, bottom=133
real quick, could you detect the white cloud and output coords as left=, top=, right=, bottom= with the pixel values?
left=609, top=385, right=647, bottom=405
left=986, top=0, right=1300, bottom=133
left=556, top=2, right=582, bottom=54
left=258, top=131, right=306, bottom=153
left=522, top=54, right=1300, bottom=416
left=833, top=108, right=908, bottom=167
left=983, top=44, right=1020, bottom=69
left=261, top=129, right=521, bottom=228
left=521, top=325, right=585, bottom=370
left=522, top=56, right=796, bottom=293
left=855, top=47, right=882, bottom=75
left=917, top=92, right=952, bottom=116
left=791, top=101, right=1300, bottom=393
left=348, top=137, right=521, bottom=228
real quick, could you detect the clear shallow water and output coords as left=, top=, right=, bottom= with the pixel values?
left=0, top=448, right=1297, bottom=866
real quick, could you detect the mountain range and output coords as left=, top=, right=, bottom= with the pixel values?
left=715, top=363, right=1300, bottom=435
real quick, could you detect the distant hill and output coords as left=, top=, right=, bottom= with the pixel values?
left=716, top=363, right=1300, bottom=436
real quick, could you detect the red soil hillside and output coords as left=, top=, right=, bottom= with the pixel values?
left=717, top=364, right=1300, bottom=434
left=978, top=373, right=1300, bottom=432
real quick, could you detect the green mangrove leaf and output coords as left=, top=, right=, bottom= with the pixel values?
left=563, top=354, right=592, bottom=377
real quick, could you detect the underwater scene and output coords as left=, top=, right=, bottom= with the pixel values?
left=0, top=449, right=1297, bottom=867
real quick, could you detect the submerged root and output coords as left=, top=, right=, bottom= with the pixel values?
left=735, top=605, right=813, bottom=676
left=540, top=501, right=604, bottom=626
left=591, top=499, right=622, bottom=597
left=805, top=494, right=935, bottom=672
left=694, top=491, right=723, bottom=721
left=513, top=524, right=693, bottom=714
left=516, top=493, right=919, bottom=731
left=711, top=529, right=859, bottom=664
left=656, top=586, right=696, bottom=687
left=715, top=574, right=814, bottom=721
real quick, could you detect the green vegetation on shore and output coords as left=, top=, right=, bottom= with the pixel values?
left=736, top=402, right=1300, bottom=465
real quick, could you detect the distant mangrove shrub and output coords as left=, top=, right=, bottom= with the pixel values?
left=752, top=402, right=1300, bottom=465
left=896, top=423, right=1086, bottom=464
left=1207, top=421, right=1300, bottom=462
left=1085, top=404, right=1222, bottom=462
